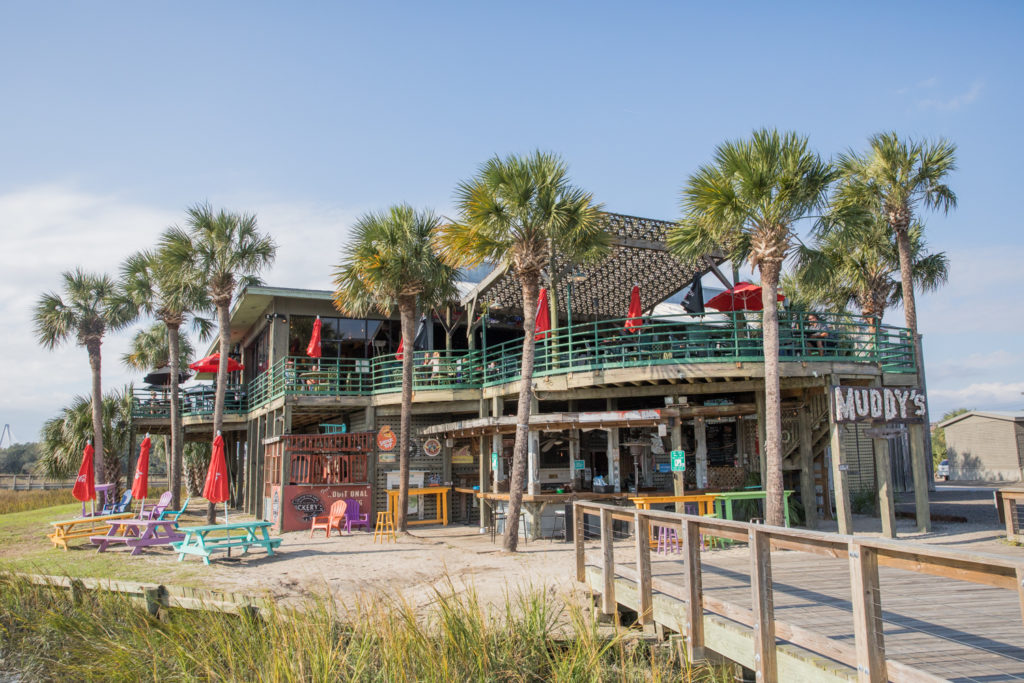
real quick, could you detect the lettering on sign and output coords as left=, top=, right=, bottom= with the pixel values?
left=830, top=385, right=927, bottom=424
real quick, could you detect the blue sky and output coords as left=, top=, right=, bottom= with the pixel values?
left=1, top=2, right=1021, bottom=440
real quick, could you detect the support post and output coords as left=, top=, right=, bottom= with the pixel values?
left=755, top=389, right=767, bottom=486
left=574, top=503, right=586, bottom=582
left=829, top=377, right=853, bottom=535
left=528, top=397, right=540, bottom=496
left=682, top=519, right=704, bottom=660
left=849, top=542, right=887, bottom=682
left=798, top=398, right=818, bottom=529
left=749, top=528, right=777, bottom=683
left=607, top=398, right=620, bottom=493
left=872, top=434, right=896, bottom=539
left=634, top=511, right=653, bottom=625
left=600, top=507, right=615, bottom=615
left=908, top=423, right=931, bottom=532
left=694, top=417, right=708, bottom=490
left=671, top=416, right=685, bottom=512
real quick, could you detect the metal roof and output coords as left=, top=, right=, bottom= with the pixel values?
left=937, top=410, right=1024, bottom=429
left=460, top=212, right=724, bottom=318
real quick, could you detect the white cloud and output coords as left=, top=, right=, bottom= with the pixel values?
left=929, top=381, right=1024, bottom=412
left=919, top=81, right=983, bottom=111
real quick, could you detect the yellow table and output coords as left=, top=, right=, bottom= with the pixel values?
left=387, top=486, right=449, bottom=526
left=630, top=494, right=719, bottom=547
left=48, top=513, right=134, bottom=551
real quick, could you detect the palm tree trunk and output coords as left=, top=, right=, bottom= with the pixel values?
left=894, top=226, right=917, bottom=333
left=760, top=265, right=785, bottom=527
left=396, top=296, right=417, bottom=533
left=167, top=323, right=184, bottom=510
left=209, top=301, right=231, bottom=524
left=86, top=339, right=106, bottom=487
left=505, top=275, right=540, bottom=552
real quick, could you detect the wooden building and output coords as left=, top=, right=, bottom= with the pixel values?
left=938, top=410, right=1024, bottom=482
left=131, top=212, right=929, bottom=537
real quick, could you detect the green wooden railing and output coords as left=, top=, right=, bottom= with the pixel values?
left=132, top=311, right=915, bottom=418
left=131, top=385, right=248, bottom=420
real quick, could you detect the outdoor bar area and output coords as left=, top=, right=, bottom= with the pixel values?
left=129, top=211, right=929, bottom=544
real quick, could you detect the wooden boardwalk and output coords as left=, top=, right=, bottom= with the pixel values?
left=575, top=502, right=1024, bottom=682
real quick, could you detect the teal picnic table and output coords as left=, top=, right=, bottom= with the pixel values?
left=171, top=521, right=282, bottom=565
left=713, top=490, right=795, bottom=527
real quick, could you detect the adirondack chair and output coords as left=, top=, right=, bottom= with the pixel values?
left=141, top=491, right=173, bottom=520
left=157, top=497, right=191, bottom=523
left=309, top=500, right=347, bottom=538
left=101, top=491, right=132, bottom=515
left=343, top=498, right=370, bottom=533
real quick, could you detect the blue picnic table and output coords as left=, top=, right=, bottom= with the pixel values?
left=171, top=521, right=282, bottom=565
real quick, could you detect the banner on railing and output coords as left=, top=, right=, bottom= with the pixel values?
left=830, top=385, right=927, bottom=424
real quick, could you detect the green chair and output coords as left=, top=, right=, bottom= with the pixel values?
left=158, top=497, right=191, bottom=525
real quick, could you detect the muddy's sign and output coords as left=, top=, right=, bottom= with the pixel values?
left=830, top=386, right=927, bottom=424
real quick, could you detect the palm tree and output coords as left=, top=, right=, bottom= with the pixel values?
left=437, top=152, right=608, bottom=551
left=334, top=205, right=458, bottom=533
left=122, top=321, right=197, bottom=494
left=34, top=270, right=135, bottom=487
left=797, top=217, right=949, bottom=328
left=163, top=203, right=276, bottom=522
left=668, top=130, right=833, bottom=527
left=38, top=387, right=133, bottom=482
left=121, top=245, right=210, bottom=510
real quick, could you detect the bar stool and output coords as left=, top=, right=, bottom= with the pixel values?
left=492, top=511, right=528, bottom=545
left=656, top=525, right=680, bottom=555
left=374, top=510, right=396, bottom=543
left=550, top=509, right=566, bottom=542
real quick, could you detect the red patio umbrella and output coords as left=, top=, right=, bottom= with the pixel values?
left=624, top=285, right=643, bottom=332
left=534, top=288, right=551, bottom=341
left=203, top=433, right=230, bottom=521
left=306, top=316, right=322, bottom=358
left=131, top=436, right=151, bottom=509
left=395, top=337, right=405, bottom=361
left=72, top=442, right=95, bottom=510
left=189, top=353, right=244, bottom=374
left=705, top=282, right=784, bottom=312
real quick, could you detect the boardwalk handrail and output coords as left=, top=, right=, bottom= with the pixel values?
left=573, top=500, right=1024, bottom=683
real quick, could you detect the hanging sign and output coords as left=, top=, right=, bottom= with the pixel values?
left=377, top=425, right=397, bottom=451
left=574, top=459, right=586, bottom=471
left=423, top=438, right=442, bottom=457
left=451, top=444, right=474, bottom=464
left=830, top=386, right=927, bottom=424
left=670, top=450, right=686, bottom=472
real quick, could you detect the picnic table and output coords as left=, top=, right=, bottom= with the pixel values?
left=90, top=518, right=184, bottom=555
left=48, top=513, right=133, bottom=551
left=171, top=521, right=282, bottom=565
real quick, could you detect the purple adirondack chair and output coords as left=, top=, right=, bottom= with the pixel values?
left=343, top=498, right=370, bottom=533
left=141, top=491, right=173, bottom=520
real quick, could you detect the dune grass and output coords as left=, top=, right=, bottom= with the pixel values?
left=0, top=574, right=730, bottom=682
left=0, top=488, right=76, bottom=515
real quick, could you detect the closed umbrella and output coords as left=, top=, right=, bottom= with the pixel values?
left=534, top=288, right=551, bottom=340
left=705, top=282, right=784, bottom=312
left=131, top=435, right=151, bottom=515
left=413, top=314, right=429, bottom=351
left=624, top=285, right=643, bottom=332
left=203, top=433, right=230, bottom=523
left=72, top=442, right=96, bottom=516
left=306, top=316, right=322, bottom=358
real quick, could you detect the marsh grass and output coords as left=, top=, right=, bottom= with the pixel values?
left=0, top=574, right=731, bottom=682
left=0, top=489, right=75, bottom=515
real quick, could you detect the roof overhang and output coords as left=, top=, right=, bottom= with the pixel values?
left=420, top=408, right=678, bottom=438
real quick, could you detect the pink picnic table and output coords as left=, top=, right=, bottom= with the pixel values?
left=90, top=518, right=184, bottom=555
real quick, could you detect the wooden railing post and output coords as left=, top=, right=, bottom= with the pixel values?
left=682, top=519, right=705, bottom=660
left=634, top=510, right=653, bottom=625
left=600, top=507, right=615, bottom=615
left=574, top=503, right=585, bottom=582
left=849, top=542, right=887, bottom=682
left=749, top=528, right=777, bottom=683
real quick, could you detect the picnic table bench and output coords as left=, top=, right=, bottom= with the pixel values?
left=171, top=521, right=281, bottom=565
left=48, top=513, right=134, bottom=551
left=90, top=518, right=185, bottom=555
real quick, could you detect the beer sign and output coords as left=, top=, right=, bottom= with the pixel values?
left=830, top=386, right=927, bottom=424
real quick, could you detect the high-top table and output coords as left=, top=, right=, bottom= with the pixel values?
left=387, top=486, right=450, bottom=526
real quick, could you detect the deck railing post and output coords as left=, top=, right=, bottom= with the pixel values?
left=574, top=503, right=585, bottom=582
left=749, top=528, right=777, bottom=683
left=600, top=507, right=615, bottom=615
left=682, top=518, right=705, bottom=660
left=634, top=510, right=653, bottom=625
left=848, top=542, right=887, bottom=683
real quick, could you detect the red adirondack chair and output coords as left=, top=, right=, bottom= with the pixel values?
left=343, top=497, right=370, bottom=533
left=310, top=500, right=348, bottom=538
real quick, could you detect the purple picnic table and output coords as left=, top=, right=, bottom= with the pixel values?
left=90, top=518, right=184, bottom=555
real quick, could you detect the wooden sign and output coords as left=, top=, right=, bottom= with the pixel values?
left=830, top=386, right=927, bottom=424
left=377, top=425, right=396, bottom=451
left=423, top=438, right=442, bottom=457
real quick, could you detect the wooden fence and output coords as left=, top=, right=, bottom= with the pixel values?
left=0, top=475, right=170, bottom=491
left=573, top=500, right=1024, bottom=683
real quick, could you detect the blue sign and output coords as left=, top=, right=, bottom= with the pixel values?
left=658, top=463, right=671, bottom=473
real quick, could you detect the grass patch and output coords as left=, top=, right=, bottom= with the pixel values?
left=0, top=574, right=731, bottom=682
left=0, top=488, right=76, bottom=515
